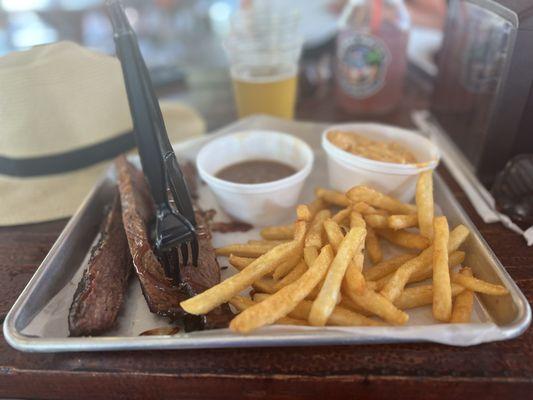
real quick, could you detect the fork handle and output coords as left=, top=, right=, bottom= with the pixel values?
left=109, top=1, right=169, bottom=208
left=165, top=154, right=197, bottom=225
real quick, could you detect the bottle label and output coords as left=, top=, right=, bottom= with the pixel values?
left=337, top=33, right=391, bottom=99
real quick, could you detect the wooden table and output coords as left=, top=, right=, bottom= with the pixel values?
left=1, top=71, right=532, bottom=400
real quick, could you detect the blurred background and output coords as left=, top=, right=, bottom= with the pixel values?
left=0, top=0, right=234, bottom=68
left=3, top=0, right=532, bottom=228
left=0, top=0, right=444, bottom=74
left=0, top=0, right=445, bottom=129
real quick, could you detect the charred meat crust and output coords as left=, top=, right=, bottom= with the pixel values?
left=210, top=220, right=253, bottom=233
left=68, top=192, right=132, bottom=336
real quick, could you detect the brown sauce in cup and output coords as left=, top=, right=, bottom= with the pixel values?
left=216, top=159, right=297, bottom=184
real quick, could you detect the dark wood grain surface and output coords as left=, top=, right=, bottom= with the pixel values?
left=1, top=71, right=532, bottom=400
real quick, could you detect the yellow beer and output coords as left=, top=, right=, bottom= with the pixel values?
left=231, top=65, right=298, bottom=119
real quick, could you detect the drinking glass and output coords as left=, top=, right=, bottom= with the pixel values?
left=224, top=8, right=302, bottom=119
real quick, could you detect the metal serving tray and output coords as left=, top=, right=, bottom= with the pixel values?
left=4, top=116, right=531, bottom=352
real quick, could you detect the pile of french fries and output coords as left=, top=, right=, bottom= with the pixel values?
left=180, top=171, right=509, bottom=334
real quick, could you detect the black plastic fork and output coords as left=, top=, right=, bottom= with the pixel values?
left=106, top=0, right=198, bottom=282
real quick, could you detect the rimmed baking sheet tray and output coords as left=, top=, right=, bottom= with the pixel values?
left=4, top=116, right=530, bottom=352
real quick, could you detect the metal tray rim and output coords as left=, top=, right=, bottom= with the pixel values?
left=3, top=322, right=516, bottom=352
left=433, top=175, right=531, bottom=337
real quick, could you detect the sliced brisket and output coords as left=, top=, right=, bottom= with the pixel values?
left=115, top=156, right=232, bottom=328
left=68, top=192, right=132, bottom=336
left=115, top=156, right=190, bottom=319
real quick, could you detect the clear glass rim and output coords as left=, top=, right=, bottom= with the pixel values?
left=231, top=7, right=300, bottom=24
left=223, top=34, right=303, bottom=54
left=229, top=7, right=301, bottom=35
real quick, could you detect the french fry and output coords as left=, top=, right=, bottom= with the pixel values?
left=303, top=246, right=319, bottom=267
left=448, top=250, right=466, bottom=267
left=247, top=239, right=289, bottom=246
left=364, top=214, right=389, bottom=229
left=308, top=198, right=327, bottom=216
left=251, top=293, right=272, bottom=301
left=347, top=186, right=417, bottom=215
left=292, top=300, right=383, bottom=326
left=416, top=170, right=434, bottom=239
left=349, top=211, right=367, bottom=290
left=297, top=205, right=312, bottom=221
left=254, top=294, right=381, bottom=326
left=352, top=201, right=388, bottom=216
left=376, top=229, right=430, bottom=250
left=229, top=295, right=256, bottom=311
left=373, top=251, right=465, bottom=291
left=230, top=296, right=307, bottom=325
left=260, top=224, right=294, bottom=240
left=394, top=283, right=465, bottom=310
left=323, top=219, right=345, bottom=253
left=228, top=255, right=255, bottom=271
left=343, top=287, right=409, bottom=325
left=275, top=317, right=309, bottom=326
left=304, top=209, right=331, bottom=248
left=230, top=245, right=334, bottom=333
left=315, top=187, right=351, bottom=207
left=350, top=211, right=366, bottom=229
left=216, top=242, right=280, bottom=257
left=252, top=277, right=277, bottom=294
left=332, top=208, right=351, bottom=224
left=348, top=212, right=368, bottom=287
left=324, top=218, right=366, bottom=295
left=297, top=198, right=327, bottom=221
left=450, top=267, right=474, bottom=323
left=409, top=250, right=465, bottom=283
left=272, top=255, right=301, bottom=280
left=306, top=282, right=323, bottom=300
left=450, top=270, right=509, bottom=296
left=339, top=297, right=372, bottom=316
left=344, top=258, right=366, bottom=294
left=304, top=246, right=323, bottom=299
left=380, top=225, right=469, bottom=303
left=342, top=263, right=366, bottom=297
left=181, top=226, right=305, bottom=315
left=344, top=210, right=367, bottom=284
left=366, top=226, right=382, bottom=264
left=363, top=254, right=416, bottom=281
left=373, top=274, right=391, bottom=291
left=309, top=227, right=365, bottom=326
left=388, top=214, right=418, bottom=230
left=293, top=220, right=308, bottom=242
left=432, top=216, right=452, bottom=321
left=274, top=260, right=308, bottom=290
left=380, top=251, right=427, bottom=302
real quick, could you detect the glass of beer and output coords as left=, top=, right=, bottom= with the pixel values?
left=224, top=8, right=302, bottom=119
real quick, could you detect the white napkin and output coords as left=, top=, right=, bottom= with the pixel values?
left=412, top=110, right=533, bottom=246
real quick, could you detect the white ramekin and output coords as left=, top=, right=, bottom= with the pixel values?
left=322, top=123, right=440, bottom=202
left=196, top=130, right=314, bottom=226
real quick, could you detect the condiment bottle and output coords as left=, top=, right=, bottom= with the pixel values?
left=335, top=0, right=410, bottom=115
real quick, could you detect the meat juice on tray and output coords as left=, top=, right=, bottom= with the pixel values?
left=335, top=0, right=410, bottom=115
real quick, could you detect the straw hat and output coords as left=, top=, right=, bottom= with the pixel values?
left=0, top=41, right=205, bottom=226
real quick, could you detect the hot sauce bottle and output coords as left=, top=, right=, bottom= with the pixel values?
left=335, top=0, right=410, bottom=115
